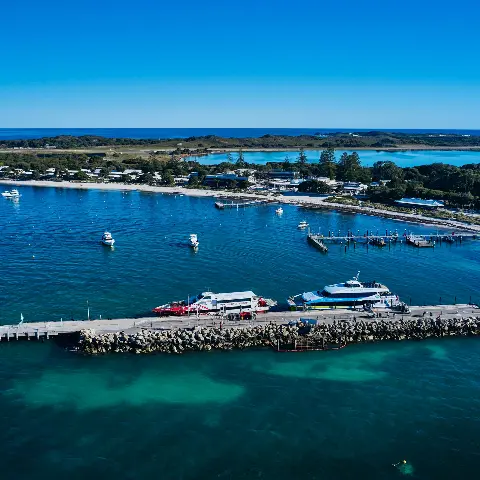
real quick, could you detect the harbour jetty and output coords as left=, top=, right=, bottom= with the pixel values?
left=2, top=305, right=478, bottom=354
left=77, top=306, right=480, bottom=355
left=214, top=199, right=271, bottom=209
left=307, top=230, right=476, bottom=249
left=307, top=233, right=328, bottom=252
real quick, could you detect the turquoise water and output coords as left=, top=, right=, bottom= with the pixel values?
left=197, top=149, right=480, bottom=167
left=2, top=185, right=480, bottom=479
left=2, top=338, right=480, bottom=478
left=1, top=186, right=479, bottom=324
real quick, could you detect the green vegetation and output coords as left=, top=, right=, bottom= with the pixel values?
left=323, top=196, right=480, bottom=226
left=0, top=148, right=479, bottom=210
left=367, top=161, right=480, bottom=208
left=2, top=132, right=480, bottom=151
left=297, top=180, right=332, bottom=194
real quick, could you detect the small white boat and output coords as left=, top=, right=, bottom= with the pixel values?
left=297, top=220, right=309, bottom=229
left=189, top=234, right=199, bottom=248
left=275, top=207, right=283, bottom=215
left=2, top=189, right=20, bottom=199
left=101, top=231, right=115, bottom=247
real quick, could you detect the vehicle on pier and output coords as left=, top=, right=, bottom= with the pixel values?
left=287, top=271, right=400, bottom=310
left=153, top=291, right=277, bottom=316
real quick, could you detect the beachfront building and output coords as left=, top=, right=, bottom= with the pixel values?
left=267, top=170, right=298, bottom=181
left=342, top=181, right=367, bottom=195
left=395, top=197, right=444, bottom=209
left=203, top=173, right=248, bottom=187
left=268, top=178, right=304, bottom=191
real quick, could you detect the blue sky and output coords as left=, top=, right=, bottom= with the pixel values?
left=0, top=0, right=478, bottom=127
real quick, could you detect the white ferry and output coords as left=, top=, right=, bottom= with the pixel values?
left=153, top=290, right=277, bottom=317
left=101, top=231, right=115, bottom=247
left=288, top=272, right=400, bottom=310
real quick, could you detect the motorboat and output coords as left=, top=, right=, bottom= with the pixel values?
left=275, top=207, right=283, bottom=215
left=189, top=234, right=199, bottom=248
left=297, top=220, right=309, bottom=229
left=2, top=189, right=20, bottom=198
left=369, top=237, right=386, bottom=247
left=101, top=231, right=115, bottom=247
left=153, top=290, right=277, bottom=316
left=288, top=271, right=400, bottom=310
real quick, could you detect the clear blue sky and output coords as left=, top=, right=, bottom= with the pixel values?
left=1, top=0, right=478, bottom=128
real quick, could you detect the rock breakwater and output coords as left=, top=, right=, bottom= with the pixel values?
left=78, top=315, right=480, bottom=355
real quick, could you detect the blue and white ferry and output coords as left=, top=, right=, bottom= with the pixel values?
left=288, top=272, right=400, bottom=310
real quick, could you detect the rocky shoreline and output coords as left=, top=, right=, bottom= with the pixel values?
left=78, top=315, right=480, bottom=355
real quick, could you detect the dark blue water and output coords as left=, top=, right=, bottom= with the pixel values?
left=1, top=336, right=480, bottom=479
left=1, top=128, right=480, bottom=140
left=2, top=185, right=480, bottom=479
left=1, top=186, right=479, bottom=324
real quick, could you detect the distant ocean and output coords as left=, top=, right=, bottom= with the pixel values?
left=0, top=128, right=480, bottom=140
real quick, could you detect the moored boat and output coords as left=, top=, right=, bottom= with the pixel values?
left=287, top=271, right=400, bottom=310
left=101, top=231, right=115, bottom=247
left=189, top=233, right=199, bottom=247
left=275, top=207, right=283, bottom=215
left=2, top=189, right=20, bottom=199
left=369, top=237, right=386, bottom=247
left=406, top=234, right=435, bottom=248
left=153, top=290, right=277, bottom=316
left=297, top=220, right=309, bottom=229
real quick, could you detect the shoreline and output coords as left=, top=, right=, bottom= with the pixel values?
left=2, top=146, right=480, bottom=155
left=2, top=179, right=479, bottom=232
left=206, top=146, right=480, bottom=153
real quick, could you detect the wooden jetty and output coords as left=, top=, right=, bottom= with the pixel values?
left=307, top=230, right=476, bottom=248
left=307, top=233, right=328, bottom=252
left=406, top=234, right=435, bottom=248
left=215, top=199, right=270, bottom=209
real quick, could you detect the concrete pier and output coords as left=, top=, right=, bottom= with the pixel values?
left=0, top=305, right=477, bottom=341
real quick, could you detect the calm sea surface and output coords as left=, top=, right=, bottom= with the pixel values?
left=2, top=186, right=480, bottom=479
left=1, top=127, right=480, bottom=140
left=1, top=186, right=480, bottom=324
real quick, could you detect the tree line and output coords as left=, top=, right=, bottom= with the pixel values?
left=0, top=149, right=479, bottom=207
left=2, top=132, right=480, bottom=150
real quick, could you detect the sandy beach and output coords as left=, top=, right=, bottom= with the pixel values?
left=2, top=179, right=479, bottom=232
